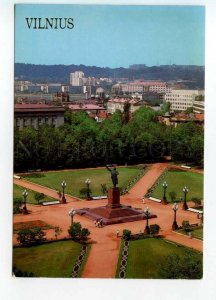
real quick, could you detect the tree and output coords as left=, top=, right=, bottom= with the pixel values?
left=158, top=252, right=202, bottom=279
left=122, top=229, right=131, bottom=240
left=101, top=183, right=108, bottom=194
left=68, top=222, right=90, bottom=241
left=122, top=101, right=131, bottom=124
left=17, top=227, right=46, bottom=246
left=54, top=226, right=62, bottom=240
left=34, top=192, right=45, bottom=205
left=79, top=187, right=92, bottom=198
left=150, top=224, right=160, bottom=236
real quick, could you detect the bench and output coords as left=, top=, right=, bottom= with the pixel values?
left=181, top=165, right=191, bottom=169
left=42, top=201, right=60, bottom=206
left=187, top=208, right=203, bottom=214
left=92, top=196, right=107, bottom=200
left=148, top=197, right=162, bottom=203
left=13, top=175, right=21, bottom=179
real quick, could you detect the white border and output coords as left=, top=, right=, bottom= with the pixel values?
left=1, top=1, right=216, bottom=299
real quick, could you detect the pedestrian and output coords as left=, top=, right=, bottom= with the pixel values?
left=116, top=229, right=120, bottom=238
left=142, top=198, right=145, bottom=204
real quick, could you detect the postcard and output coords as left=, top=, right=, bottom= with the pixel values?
left=12, top=3, right=205, bottom=283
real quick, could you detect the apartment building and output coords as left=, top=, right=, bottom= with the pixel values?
left=165, top=89, right=204, bottom=111
left=112, top=81, right=171, bottom=95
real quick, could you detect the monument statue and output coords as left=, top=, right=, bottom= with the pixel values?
left=106, top=165, right=119, bottom=188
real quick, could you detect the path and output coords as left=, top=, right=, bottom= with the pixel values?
left=13, top=163, right=203, bottom=278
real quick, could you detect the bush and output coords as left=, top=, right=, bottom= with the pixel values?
left=13, top=264, right=35, bottom=277
left=169, top=191, right=177, bottom=202
left=101, top=183, right=108, bottom=194
left=79, top=187, right=92, bottom=198
left=34, top=192, right=45, bottom=205
left=191, top=197, right=202, bottom=207
left=13, top=197, right=23, bottom=214
left=68, top=222, right=90, bottom=241
left=17, top=227, right=47, bottom=246
left=150, top=224, right=160, bottom=236
left=122, top=229, right=131, bottom=241
left=182, top=220, right=191, bottom=233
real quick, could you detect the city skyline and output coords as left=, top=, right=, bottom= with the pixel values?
left=15, top=5, right=205, bottom=68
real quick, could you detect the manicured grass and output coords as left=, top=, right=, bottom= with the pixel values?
left=151, top=169, right=203, bottom=202
left=13, top=240, right=88, bottom=278
left=21, top=167, right=142, bottom=198
left=178, top=227, right=203, bottom=240
left=192, top=228, right=203, bottom=240
left=116, top=238, right=202, bottom=279
left=14, top=184, right=56, bottom=204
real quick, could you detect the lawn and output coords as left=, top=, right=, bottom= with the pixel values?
left=13, top=240, right=89, bottom=278
left=151, top=169, right=203, bottom=202
left=116, top=238, right=202, bottom=279
left=14, top=184, right=56, bottom=204
left=178, top=227, right=203, bottom=240
left=21, top=167, right=142, bottom=198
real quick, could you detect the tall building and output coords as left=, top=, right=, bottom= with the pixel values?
left=70, top=71, right=85, bottom=86
left=165, top=89, right=204, bottom=111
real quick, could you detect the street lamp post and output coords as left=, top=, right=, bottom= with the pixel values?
left=61, top=180, right=67, bottom=204
left=22, top=189, right=28, bottom=214
left=172, top=202, right=178, bottom=230
left=144, top=207, right=151, bottom=234
left=182, top=186, right=189, bottom=210
left=162, top=181, right=168, bottom=205
left=85, top=178, right=91, bottom=200
left=69, top=208, right=76, bottom=226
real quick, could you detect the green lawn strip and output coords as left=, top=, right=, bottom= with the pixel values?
left=177, top=227, right=203, bottom=240
left=117, top=238, right=202, bottom=279
left=14, top=184, right=57, bottom=204
left=151, top=169, right=203, bottom=202
left=21, top=167, right=142, bottom=198
left=13, top=240, right=88, bottom=278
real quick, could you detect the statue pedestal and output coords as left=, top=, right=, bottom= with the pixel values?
left=107, top=188, right=121, bottom=208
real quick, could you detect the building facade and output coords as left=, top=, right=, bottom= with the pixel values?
left=112, top=81, right=171, bottom=95
left=165, top=89, right=204, bottom=111
left=14, top=104, right=65, bottom=130
left=107, top=98, right=142, bottom=114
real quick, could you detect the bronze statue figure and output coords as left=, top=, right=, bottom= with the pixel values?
left=106, top=165, right=119, bottom=188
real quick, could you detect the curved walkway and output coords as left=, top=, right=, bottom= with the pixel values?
left=13, top=163, right=203, bottom=278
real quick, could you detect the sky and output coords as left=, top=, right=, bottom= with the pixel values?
left=15, top=4, right=205, bottom=68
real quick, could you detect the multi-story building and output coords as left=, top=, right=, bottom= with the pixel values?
left=107, top=98, right=142, bottom=114
left=70, top=71, right=96, bottom=86
left=14, top=103, right=65, bottom=130
left=165, top=89, right=204, bottom=111
left=193, top=100, right=205, bottom=114
left=112, top=81, right=171, bottom=95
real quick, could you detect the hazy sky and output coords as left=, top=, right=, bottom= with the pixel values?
left=15, top=4, right=205, bottom=67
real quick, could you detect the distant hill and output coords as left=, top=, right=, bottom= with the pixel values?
left=15, top=63, right=204, bottom=88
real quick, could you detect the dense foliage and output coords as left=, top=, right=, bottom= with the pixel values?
left=14, top=108, right=204, bottom=171
left=17, top=228, right=47, bottom=246
left=158, top=251, right=202, bottom=279
left=68, top=222, right=90, bottom=241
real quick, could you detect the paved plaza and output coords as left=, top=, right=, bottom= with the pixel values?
left=13, top=163, right=203, bottom=278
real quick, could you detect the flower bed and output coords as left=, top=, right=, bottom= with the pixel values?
left=71, top=245, right=88, bottom=278
left=119, top=240, right=130, bottom=278
left=13, top=220, right=52, bottom=232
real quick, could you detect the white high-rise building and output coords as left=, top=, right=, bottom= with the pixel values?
left=70, top=71, right=85, bottom=86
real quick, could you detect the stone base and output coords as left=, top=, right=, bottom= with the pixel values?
left=76, top=205, right=157, bottom=225
left=107, top=188, right=121, bottom=208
